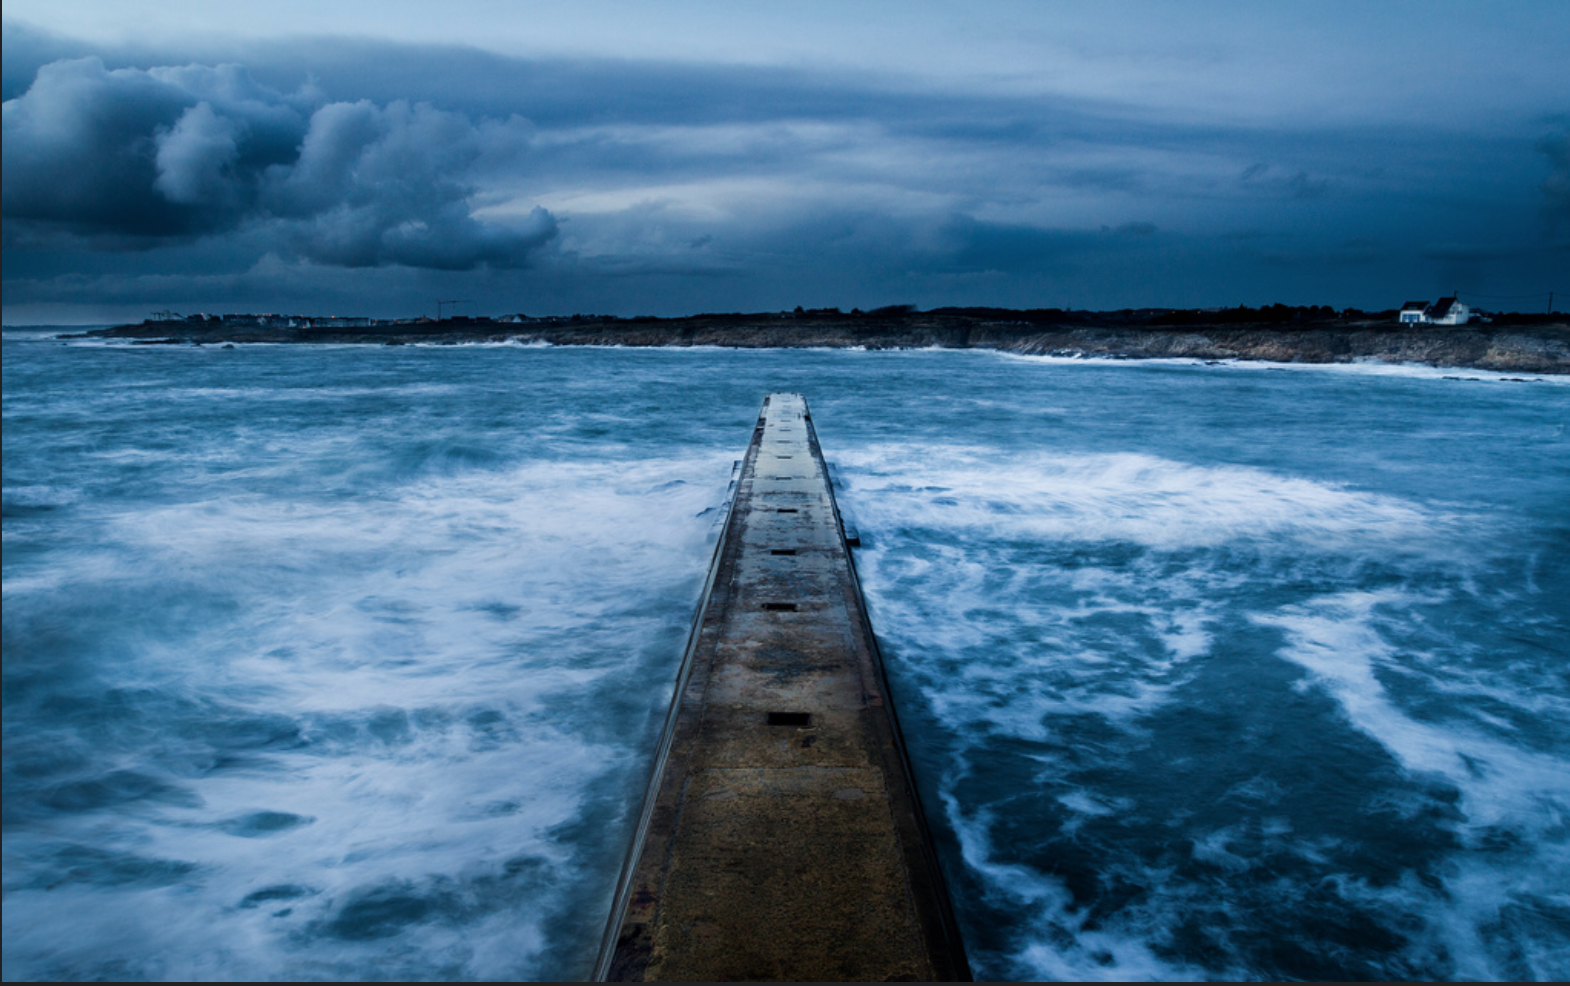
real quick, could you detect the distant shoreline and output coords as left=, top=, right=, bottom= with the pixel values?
left=71, top=310, right=1570, bottom=374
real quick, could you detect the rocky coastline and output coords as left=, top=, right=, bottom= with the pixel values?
left=78, top=309, right=1570, bottom=374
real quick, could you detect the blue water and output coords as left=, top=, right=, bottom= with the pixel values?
left=4, top=333, right=1567, bottom=981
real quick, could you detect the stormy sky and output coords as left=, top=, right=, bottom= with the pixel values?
left=3, top=1, right=1567, bottom=323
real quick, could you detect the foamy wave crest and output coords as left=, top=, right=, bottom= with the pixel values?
left=838, top=442, right=1565, bottom=980
left=1257, top=591, right=1570, bottom=980
left=2, top=452, right=731, bottom=980
left=837, top=445, right=1451, bottom=552
left=839, top=445, right=1467, bottom=740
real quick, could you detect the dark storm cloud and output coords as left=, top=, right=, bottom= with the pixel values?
left=255, top=99, right=554, bottom=269
left=3, top=21, right=1565, bottom=321
left=3, top=58, right=305, bottom=239
left=9, top=26, right=1080, bottom=140
left=2, top=54, right=555, bottom=268
left=0, top=30, right=1482, bottom=222
left=3, top=25, right=1323, bottom=185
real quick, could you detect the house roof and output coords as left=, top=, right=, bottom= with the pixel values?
left=1430, top=297, right=1459, bottom=313
left=1401, top=300, right=1429, bottom=310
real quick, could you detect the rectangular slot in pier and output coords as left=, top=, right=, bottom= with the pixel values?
left=766, top=711, right=811, bottom=727
left=771, top=549, right=797, bottom=556
left=761, top=601, right=798, bottom=612
left=776, top=508, right=799, bottom=513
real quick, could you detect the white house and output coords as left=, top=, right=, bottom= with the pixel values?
left=1397, top=297, right=1471, bottom=325
left=1427, top=297, right=1470, bottom=325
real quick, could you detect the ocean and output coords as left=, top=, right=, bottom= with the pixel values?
left=3, top=331, right=1567, bottom=981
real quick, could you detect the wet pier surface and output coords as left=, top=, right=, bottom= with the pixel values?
left=597, top=393, right=969, bottom=982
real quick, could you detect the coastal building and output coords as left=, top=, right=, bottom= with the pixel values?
left=1397, top=297, right=1471, bottom=325
left=1427, top=297, right=1470, bottom=325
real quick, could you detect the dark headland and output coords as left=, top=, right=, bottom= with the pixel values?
left=79, top=305, right=1570, bottom=374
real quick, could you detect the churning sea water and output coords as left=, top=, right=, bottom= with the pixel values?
left=3, top=332, right=1567, bottom=981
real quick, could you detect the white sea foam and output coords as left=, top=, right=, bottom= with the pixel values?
left=838, top=434, right=1566, bottom=979
left=841, top=443, right=1471, bottom=743
left=1, top=449, right=731, bottom=980
left=1217, top=358, right=1570, bottom=384
left=1256, top=587, right=1570, bottom=982
left=945, top=792, right=1215, bottom=982
left=403, top=337, right=551, bottom=348
left=978, top=346, right=1570, bottom=384
left=1257, top=591, right=1570, bottom=820
left=838, top=445, right=1450, bottom=554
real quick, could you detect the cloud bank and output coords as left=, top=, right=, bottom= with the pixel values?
left=3, top=56, right=555, bottom=269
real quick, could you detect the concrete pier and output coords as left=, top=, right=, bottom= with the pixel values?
left=597, top=394, right=969, bottom=982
